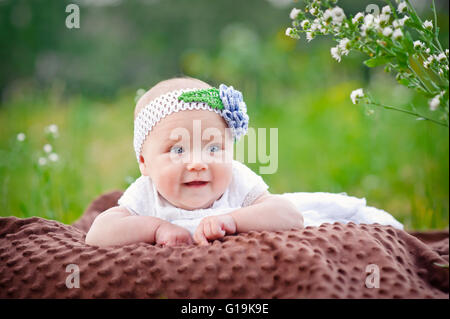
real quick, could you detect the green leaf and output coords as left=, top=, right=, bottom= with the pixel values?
left=178, top=88, right=224, bottom=110
left=397, top=78, right=412, bottom=87
left=402, top=31, right=414, bottom=54
left=363, top=56, right=392, bottom=68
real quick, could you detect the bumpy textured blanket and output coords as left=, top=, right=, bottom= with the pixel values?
left=0, top=191, right=448, bottom=298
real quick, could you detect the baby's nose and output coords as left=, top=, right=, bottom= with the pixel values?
left=186, top=153, right=208, bottom=171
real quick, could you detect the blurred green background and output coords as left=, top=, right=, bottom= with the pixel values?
left=0, top=0, right=448, bottom=230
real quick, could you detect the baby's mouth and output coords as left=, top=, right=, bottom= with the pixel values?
left=183, top=181, right=209, bottom=187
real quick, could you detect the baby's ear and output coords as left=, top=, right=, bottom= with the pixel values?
left=138, top=155, right=148, bottom=176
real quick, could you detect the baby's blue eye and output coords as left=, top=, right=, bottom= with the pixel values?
left=170, top=146, right=184, bottom=154
left=208, top=145, right=221, bottom=153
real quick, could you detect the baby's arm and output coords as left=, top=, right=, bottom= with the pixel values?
left=85, top=206, right=193, bottom=247
left=230, top=192, right=304, bottom=233
left=193, top=192, right=303, bottom=244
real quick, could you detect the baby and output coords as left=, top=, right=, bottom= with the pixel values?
left=85, top=77, right=304, bottom=247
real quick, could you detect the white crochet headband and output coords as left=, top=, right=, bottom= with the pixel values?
left=133, top=84, right=249, bottom=162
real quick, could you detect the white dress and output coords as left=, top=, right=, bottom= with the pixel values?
left=118, top=160, right=403, bottom=235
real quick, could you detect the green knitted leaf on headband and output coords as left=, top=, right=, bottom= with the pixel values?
left=178, top=88, right=224, bottom=110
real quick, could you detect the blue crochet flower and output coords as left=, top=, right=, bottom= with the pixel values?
left=219, top=84, right=249, bottom=140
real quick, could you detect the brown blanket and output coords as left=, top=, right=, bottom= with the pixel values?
left=0, top=191, right=448, bottom=298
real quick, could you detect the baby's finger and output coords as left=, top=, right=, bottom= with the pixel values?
left=193, top=224, right=208, bottom=245
left=221, top=218, right=236, bottom=234
left=208, top=220, right=225, bottom=240
left=204, top=219, right=214, bottom=239
left=177, top=235, right=192, bottom=246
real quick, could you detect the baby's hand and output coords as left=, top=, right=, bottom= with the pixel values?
left=194, top=214, right=237, bottom=245
left=155, top=222, right=193, bottom=247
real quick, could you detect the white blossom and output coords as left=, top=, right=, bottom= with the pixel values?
left=48, top=153, right=59, bottom=162
left=331, top=46, right=341, bottom=62
left=383, top=27, right=393, bottom=37
left=331, top=6, right=345, bottom=25
left=310, top=7, right=318, bottom=15
left=413, top=40, right=424, bottom=49
left=423, top=20, right=433, bottom=30
left=301, top=20, right=310, bottom=29
left=400, top=16, right=409, bottom=25
left=310, top=19, right=320, bottom=32
left=350, top=88, right=365, bottom=104
left=306, top=31, right=314, bottom=41
left=437, top=53, right=447, bottom=62
left=17, top=133, right=26, bottom=142
left=364, top=14, right=374, bottom=27
left=285, top=27, right=300, bottom=39
left=381, top=5, right=391, bottom=15
left=45, top=124, right=59, bottom=138
left=352, top=12, right=364, bottom=24
left=392, top=28, right=403, bottom=41
left=446, top=49, right=449, bottom=57
left=393, top=16, right=409, bottom=28
left=38, top=157, right=48, bottom=166
left=290, top=8, right=301, bottom=20
left=360, top=14, right=375, bottom=36
left=429, top=94, right=441, bottom=111
left=338, top=38, right=350, bottom=55
left=323, top=8, right=333, bottom=24
left=379, top=13, right=390, bottom=25
left=43, top=144, right=53, bottom=153
left=423, top=55, right=434, bottom=69
left=397, top=2, right=407, bottom=14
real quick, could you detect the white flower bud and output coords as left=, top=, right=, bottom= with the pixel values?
left=423, top=20, right=433, bottom=30
left=379, top=13, right=390, bottom=25
left=17, top=133, right=26, bottom=142
left=285, top=27, right=300, bottom=39
left=392, top=28, right=403, bottom=40
left=331, top=6, right=345, bottom=25
left=363, top=14, right=374, bottom=28
left=331, top=46, right=341, bottom=62
left=383, top=27, right=393, bottom=37
left=413, top=40, right=424, bottom=49
left=437, top=53, right=446, bottom=62
left=352, top=12, right=364, bottom=24
left=48, top=153, right=59, bottom=162
left=351, top=88, right=365, bottom=104
left=382, top=5, right=391, bottom=15
left=323, top=9, right=333, bottom=23
left=429, top=95, right=440, bottom=111
left=397, top=2, right=407, bottom=14
left=338, top=38, right=350, bottom=55
left=301, top=19, right=310, bottom=30
left=43, top=144, right=53, bottom=153
left=38, top=157, right=48, bottom=166
left=290, top=8, right=301, bottom=20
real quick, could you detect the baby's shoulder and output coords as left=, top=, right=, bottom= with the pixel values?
left=117, top=175, right=155, bottom=216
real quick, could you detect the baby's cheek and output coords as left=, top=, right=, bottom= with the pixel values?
left=212, top=164, right=232, bottom=192
left=155, top=167, right=181, bottom=198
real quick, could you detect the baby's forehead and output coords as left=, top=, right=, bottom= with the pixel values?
left=134, top=79, right=211, bottom=119
left=156, top=109, right=227, bottom=133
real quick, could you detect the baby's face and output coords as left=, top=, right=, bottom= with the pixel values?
left=140, top=109, right=234, bottom=210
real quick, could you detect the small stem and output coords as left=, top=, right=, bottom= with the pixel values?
left=367, top=100, right=448, bottom=127
left=431, top=0, right=444, bottom=53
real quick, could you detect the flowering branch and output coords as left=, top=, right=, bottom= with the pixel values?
left=286, top=0, right=449, bottom=127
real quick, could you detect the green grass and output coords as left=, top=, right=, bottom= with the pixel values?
left=0, top=76, right=448, bottom=230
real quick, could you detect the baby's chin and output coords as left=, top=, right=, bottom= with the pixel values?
left=173, top=196, right=217, bottom=210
